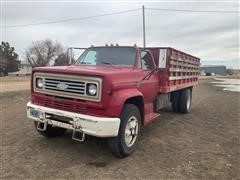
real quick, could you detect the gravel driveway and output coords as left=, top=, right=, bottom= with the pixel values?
left=1, top=78, right=239, bottom=179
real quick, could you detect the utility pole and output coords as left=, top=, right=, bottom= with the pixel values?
left=142, top=5, right=146, bottom=48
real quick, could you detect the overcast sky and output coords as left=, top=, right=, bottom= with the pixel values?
left=1, top=1, right=239, bottom=68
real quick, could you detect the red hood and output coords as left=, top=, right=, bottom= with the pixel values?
left=33, top=65, right=134, bottom=77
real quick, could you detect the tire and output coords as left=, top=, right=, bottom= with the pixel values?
left=171, top=91, right=180, bottom=113
left=179, top=88, right=192, bottom=113
left=108, top=104, right=141, bottom=158
left=34, top=122, right=66, bottom=137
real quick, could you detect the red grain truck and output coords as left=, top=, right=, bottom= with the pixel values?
left=26, top=45, right=200, bottom=158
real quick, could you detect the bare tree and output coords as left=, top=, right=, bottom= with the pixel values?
left=26, top=39, right=63, bottom=67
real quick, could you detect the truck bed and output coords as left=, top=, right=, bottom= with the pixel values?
left=147, top=47, right=200, bottom=93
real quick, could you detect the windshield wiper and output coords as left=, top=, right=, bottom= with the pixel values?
left=80, top=62, right=91, bottom=65
left=101, top=61, right=117, bottom=66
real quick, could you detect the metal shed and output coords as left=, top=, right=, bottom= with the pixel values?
left=200, top=65, right=227, bottom=75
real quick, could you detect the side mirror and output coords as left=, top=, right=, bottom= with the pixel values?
left=67, top=47, right=73, bottom=65
left=140, top=50, right=156, bottom=70
left=67, top=47, right=87, bottom=65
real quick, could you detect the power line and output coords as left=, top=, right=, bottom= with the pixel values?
left=2, top=7, right=238, bottom=29
left=1, top=8, right=141, bottom=28
left=146, top=7, right=239, bottom=14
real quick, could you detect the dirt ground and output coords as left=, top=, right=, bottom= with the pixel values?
left=0, top=77, right=239, bottom=179
left=0, top=76, right=30, bottom=93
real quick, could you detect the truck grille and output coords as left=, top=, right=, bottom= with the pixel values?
left=44, top=78, right=86, bottom=95
left=34, top=95, right=86, bottom=114
left=34, top=73, right=102, bottom=102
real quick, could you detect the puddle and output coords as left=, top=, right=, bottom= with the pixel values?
left=211, top=78, right=240, bottom=92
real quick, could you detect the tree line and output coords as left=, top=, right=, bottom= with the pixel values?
left=0, top=42, right=20, bottom=75
left=0, top=39, right=69, bottom=75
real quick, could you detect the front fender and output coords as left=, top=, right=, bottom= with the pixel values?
left=108, top=88, right=143, bottom=117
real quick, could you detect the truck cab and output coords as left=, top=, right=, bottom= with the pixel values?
left=27, top=45, right=200, bottom=158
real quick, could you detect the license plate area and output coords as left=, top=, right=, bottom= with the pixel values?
left=30, top=109, right=43, bottom=119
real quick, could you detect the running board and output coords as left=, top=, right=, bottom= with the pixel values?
left=144, top=113, right=160, bottom=125
left=144, top=103, right=160, bottom=125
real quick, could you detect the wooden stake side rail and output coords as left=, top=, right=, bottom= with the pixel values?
left=157, top=48, right=200, bottom=93
left=159, top=81, right=198, bottom=92
left=170, top=56, right=200, bottom=66
left=169, top=61, right=199, bottom=69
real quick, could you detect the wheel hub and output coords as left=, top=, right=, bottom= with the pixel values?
left=124, top=116, right=138, bottom=147
left=187, top=93, right=191, bottom=110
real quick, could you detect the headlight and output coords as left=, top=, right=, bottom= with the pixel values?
left=36, top=78, right=44, bottom=88
left=87, top=83, right=97, bottom=96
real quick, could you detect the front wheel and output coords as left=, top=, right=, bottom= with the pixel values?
left=108, top=104, right=141, bottom=158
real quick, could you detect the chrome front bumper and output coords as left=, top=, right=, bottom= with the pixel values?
left=26, top=102, right=120, bottom=140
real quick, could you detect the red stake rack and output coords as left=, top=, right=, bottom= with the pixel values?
left=147, top=47, right=200, bottom=93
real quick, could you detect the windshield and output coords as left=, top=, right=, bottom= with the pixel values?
left=75, top=47, right=136, bottom=67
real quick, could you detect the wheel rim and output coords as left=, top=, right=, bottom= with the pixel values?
left=187, top=93, right=191, bottom=110
left=124, top=116, right=138, bottom=147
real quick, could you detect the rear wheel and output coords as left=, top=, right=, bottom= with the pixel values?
left=108, top=104, right=141, bottom=158
left=34, top=122, right=66, bottom=137
left=179, top=88, right=192, bottom=113
left=171, top=91, right=180, bottom=112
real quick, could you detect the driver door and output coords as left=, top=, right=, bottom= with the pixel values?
left=137, top=50, right=159, bottom=103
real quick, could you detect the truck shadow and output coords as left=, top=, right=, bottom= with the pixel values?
left=30, top=130, right=117, bottom=168
left=28, top=106, right=187, bottom=170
